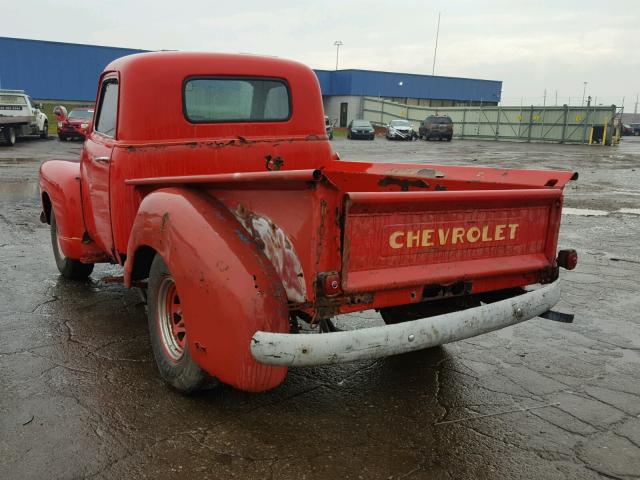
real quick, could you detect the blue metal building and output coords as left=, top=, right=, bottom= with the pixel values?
left=314, top=69, right=501, bottom=104
left=0, top=37, right=502, bottom=119
left=0, top=37, right=146, bottom=101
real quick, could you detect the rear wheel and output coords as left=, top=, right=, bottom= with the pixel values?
left=147, top=254, right=213, bottom=393
left=3, top=127, right=16, bottom=146
left=40, top=121, right=49, bottom=139
left=50, top=210, right=94, bottom=279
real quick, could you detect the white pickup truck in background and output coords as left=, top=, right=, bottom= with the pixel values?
left=0, top=90, right=49, bottom=146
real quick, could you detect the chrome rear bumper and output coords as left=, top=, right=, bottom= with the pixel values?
left=250, top=280, right=561, bottom=367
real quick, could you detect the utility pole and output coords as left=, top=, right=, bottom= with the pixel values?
left=334, top=41, right=343, bottom=70
left=581, top=82, right=588, bottom=107
left=555, top=90, right=558, bottom=106
left=634, top=93, right=638, bottom=115
left=432, top=12, right=441, bottom=76
left=543, top=89, right=547, bottom=107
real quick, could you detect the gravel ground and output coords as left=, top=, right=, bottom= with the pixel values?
left=0, top=135, right=639, bottom=480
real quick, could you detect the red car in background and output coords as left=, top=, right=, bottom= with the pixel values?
left=57, top=107, right=94, bottom=140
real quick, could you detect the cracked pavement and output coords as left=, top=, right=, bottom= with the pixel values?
left=0, top=136, right=639, bottom=479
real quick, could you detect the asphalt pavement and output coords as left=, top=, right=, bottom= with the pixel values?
left=1, top=135, right=639, bottom=479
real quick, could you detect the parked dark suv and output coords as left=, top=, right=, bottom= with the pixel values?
left=419, top=115, right=453, bottom=141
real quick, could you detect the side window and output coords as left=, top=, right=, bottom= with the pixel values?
left=95, top=79, right=119, bottom=137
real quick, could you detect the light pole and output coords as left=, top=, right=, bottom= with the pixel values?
left=432, top=12, right=441, bottom=76
left=334, top=41, right=343, bottom=70
left=581, top=82, right=588, bottom=107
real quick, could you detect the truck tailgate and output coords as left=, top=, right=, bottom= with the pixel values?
left=342, top=189, right=562, bottom=292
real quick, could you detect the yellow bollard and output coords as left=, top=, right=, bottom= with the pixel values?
left=588, top=127, right=594, bottom=145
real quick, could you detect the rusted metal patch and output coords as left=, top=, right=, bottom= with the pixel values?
left=265, top=155, right=284, bottom=171
left=234, top=205, right=306, bottom=303
left=378, top=176, right=430, bottom=191
left=160, top=212, right=170, bottom=233
left=384, top=168, right=445, bottom=179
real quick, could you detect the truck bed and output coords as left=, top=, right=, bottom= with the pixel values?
left=126, top=160, right=575, bottom=307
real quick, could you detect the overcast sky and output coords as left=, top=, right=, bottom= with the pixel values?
left=4, top=0, right=640, bottom=108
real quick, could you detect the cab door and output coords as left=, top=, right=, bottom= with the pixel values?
left=80, top=75, right=119, bottom=258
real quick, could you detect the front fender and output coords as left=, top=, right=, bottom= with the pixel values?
left=39, top=160, right=105, bottom=262
left=125, top=188, right=289, bottom=392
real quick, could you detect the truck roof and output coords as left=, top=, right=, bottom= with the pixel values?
left=103, top=52, right=326, bottom=143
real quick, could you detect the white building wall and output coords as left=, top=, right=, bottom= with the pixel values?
left=322, top=96, right=364, bottom=127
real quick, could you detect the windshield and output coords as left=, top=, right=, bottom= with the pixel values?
left=353, top=120, right=371, bottom=127
left=390, top=120, right=410, bottom=127
left=68, top=109, right=94, bottom=120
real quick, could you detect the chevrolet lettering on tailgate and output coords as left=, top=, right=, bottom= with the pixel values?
left=389, top=223, right=519, bottom=250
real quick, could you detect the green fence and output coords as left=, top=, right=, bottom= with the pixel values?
left=362, top=97, right=619, bottom=144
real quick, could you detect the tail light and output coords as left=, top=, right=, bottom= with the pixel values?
left=557, top=249, right=578, bottom=270
left=321, top=272, right=342, bottom=296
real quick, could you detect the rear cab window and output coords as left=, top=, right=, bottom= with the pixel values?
left=0, top=94, right=26, bottom=111
left=183, top=77, right=291, bottom=123
left=426, top=116, right=452, bottom=124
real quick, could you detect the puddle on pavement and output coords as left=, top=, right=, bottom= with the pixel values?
left=0, top=180, right=39, bottom=201
left=617, top=208, right=640, bottom=215
left=0, top=157, right=41, bottom=166
left=562, top=207, right=609, bottom=216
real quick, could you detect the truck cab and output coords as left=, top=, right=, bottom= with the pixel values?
left=39, top=52, right=577, bottom=394
left=0, top=89, right=49, bottom=145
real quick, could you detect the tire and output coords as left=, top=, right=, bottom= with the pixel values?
left=147, top=254, right=213, bottom=393
left=58, top=134, right=67, bottom=141
left=3, top=127, right=16, bottom=146
left=40, top=121, right=49, bottom=139
left=50, top=210, right=94, bottom=279
left=369, top=134, right=375, bottom=141
left=446, top=135, right=452, bottom=142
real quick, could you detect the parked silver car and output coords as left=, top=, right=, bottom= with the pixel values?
left=386, top=119, right=415, bottom=140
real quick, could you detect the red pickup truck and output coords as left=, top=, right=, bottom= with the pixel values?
left=39, top=52, right=577, bottom=394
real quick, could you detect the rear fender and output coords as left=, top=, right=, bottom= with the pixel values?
left=39, top=160, right=105, bottom=262
left=124, top=188, right=289, bottom=392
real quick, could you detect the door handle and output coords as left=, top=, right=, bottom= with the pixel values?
left=92, top=156, right=110, bottom=163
